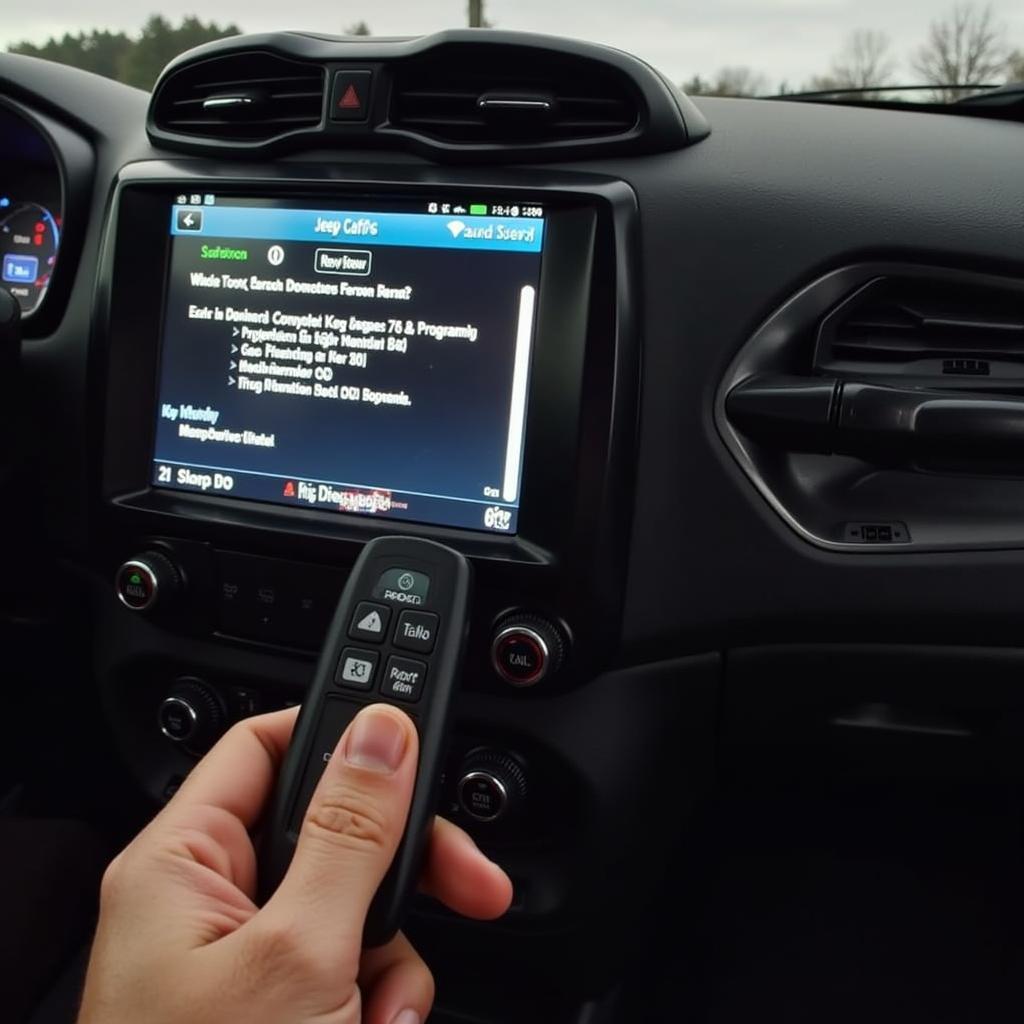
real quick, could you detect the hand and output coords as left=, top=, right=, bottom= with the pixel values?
left=77, top=704, right=513, bottom=1024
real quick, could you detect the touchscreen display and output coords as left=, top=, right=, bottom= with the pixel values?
left=151, top=194, right=546, bottom=534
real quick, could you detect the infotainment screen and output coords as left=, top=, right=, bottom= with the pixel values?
left=151, top=194, right=546, bottom=534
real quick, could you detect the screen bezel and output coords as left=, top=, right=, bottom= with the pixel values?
left=98, top=172, right=619, bottom=567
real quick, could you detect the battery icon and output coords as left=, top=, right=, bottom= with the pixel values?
left=469, top=203, right=488, bottom=215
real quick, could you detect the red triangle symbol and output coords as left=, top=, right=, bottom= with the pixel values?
left=339, top=84, right=362, bottom=109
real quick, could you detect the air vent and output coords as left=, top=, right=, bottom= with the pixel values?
left=151, top=51, right=325, bottom=142
left=815, top=276, right=1024, bottom=382
left=389, top=44, right=641, bottom=145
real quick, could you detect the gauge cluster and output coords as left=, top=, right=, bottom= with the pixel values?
left=0, top=104, right=62, bottom=317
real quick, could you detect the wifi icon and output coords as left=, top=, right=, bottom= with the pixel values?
left=446, top=220, right=466, bottom=238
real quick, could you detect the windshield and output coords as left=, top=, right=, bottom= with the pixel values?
left=3, top=1, right=1024, bottom=99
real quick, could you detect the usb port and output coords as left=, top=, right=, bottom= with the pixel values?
left=844, top=521, right=910, bottom=544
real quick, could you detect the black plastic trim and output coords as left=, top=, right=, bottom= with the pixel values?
left=147, top=30, right=708, bottom=161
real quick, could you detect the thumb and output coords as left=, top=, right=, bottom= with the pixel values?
left=257, top=703, right=419, bottom=964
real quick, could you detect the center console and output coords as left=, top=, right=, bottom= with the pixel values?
left=96, top=159, right=639, bottom=786
left=90, top=158, right=645, bottom=989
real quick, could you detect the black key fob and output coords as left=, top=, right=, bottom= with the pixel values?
left=259, top=535, right=472, bottom=945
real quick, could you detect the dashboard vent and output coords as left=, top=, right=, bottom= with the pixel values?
left=151, top=51, right=325, bottom=142
left=814, top=276, right=1024, bottom=383
left=388, top=44, right=641, bottom=145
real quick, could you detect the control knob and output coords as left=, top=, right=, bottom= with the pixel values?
left=456, top=748, right=527, bottom=824
left=491, top=613, right=567, bottom=687
left=158, top=678, right=225, bottom=752
left=115, top=551, right=182, bottom=613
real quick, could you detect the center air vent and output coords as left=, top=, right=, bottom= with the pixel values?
left=147, top=30, right=706, bottom=158
left=388, top=44, right=641, bottom=146
left=151, top=51, right=325, bottom=143
left=814, top=276, right=1024, bottom=383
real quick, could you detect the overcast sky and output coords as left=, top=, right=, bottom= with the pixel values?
left=4, top=0, right=1024, bottom=89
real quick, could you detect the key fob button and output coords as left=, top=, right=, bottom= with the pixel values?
left=382, top=656, right=427, bottom=702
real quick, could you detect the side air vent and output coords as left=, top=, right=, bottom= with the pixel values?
left=151, top=51, right=325, bottom=142
left=719, top=263, right=1024, bottom=553
left=815, top=276, right=1024, bottom=383
left=388, top=44, right=641, bottom=146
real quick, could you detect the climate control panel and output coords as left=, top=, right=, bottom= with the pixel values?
left=151, top=672, right=543, bottom=835
left=114, top=539, right=571, bottom=689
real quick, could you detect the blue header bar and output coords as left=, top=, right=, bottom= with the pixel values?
left=170, top=204, right=544, bottom=253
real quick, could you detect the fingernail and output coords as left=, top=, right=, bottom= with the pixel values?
left=390, top=1011, right=420, bottom=1024
left=344, top=705, right=407, bottom=773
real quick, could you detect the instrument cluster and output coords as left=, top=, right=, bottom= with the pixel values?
left=0, top=103, right=62, bottom=317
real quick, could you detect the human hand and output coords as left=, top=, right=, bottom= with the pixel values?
left=77, top=704, right=512, bottom=1024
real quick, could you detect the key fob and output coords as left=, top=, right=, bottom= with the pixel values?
left=260, top=535, right=472, bottom=945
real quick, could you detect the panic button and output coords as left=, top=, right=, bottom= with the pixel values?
left=373, top=567, right=430, bottom=607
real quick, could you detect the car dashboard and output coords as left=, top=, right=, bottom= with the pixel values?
left=3, top=27, right=1024, bottom=1023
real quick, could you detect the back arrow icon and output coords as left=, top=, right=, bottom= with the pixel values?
left=183, top=213, right=195, bottom=227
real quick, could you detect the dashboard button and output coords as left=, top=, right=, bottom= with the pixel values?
left=349, top=601, right=391, bottom=642
left=116, top=561, right=156, bottom=610
left=158, top=678, right=225, bottom=751
left=115, top=552, right=181, bottom=612
left=373, top=567, right=431, bottom=606
left=382, top=656, right=426, bottom=702
left=158, top=697, right=196, bottom=741
left=330, top=70, right=372, bottom=122
left=217, top=552, right=344, bottom=649
left=491, top=615, right=567, bottom=686
left=393, top=610, right=439, bottom=653
left=458, top=773, right=506, bottom=822
left=493, top=629, right=546, bottom=685
left=227, top=686, right=262, bottom=720
left=335, top=648, right=379, bottom=690
left=456, top=749, right=527, bottom=824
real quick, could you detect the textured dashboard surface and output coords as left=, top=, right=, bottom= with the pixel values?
left=610, top=97, right=1024, bottom=657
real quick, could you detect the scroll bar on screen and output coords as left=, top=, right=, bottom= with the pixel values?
left=502, top=284, right=537, bottom=504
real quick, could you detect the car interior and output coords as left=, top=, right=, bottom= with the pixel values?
left=4, top=24, right=1024, bottom=1024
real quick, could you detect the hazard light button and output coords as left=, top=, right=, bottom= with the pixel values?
left=330, top=70, right=372, bottom=122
